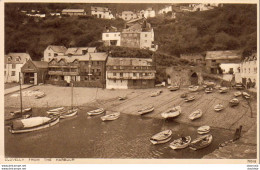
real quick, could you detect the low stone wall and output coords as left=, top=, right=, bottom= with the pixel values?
left=72, top=81, right=104, bottom=88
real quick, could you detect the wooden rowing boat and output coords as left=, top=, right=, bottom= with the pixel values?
left=101, top=112, right=120, bottom=121
left=35, top=92, right=46, bottom=99
left=189, top=109, right=202, bottom=120
left=138, top=105, right=154, bottom=115
left=189, top=86, right=199, bottom=92
left=47, top=107, right=65, bottom=115
left=219, top=87, right=228, bottom=93
left=10, top=108, right=32, bottom=115
left=189, top=134, right=213, bottom=150
left=205, top=87, right=213, bottom=93
left=214, top=104, right=224, bottom=112
left=60, top=108, right=78, bottom=119
left=9, top=116, right=60, bottom=134
left=184, top=96, right=195, bottom=102
left=234, top=91, right=242, bottom=97
left=169, top=136, right=191, bottom=150
left=161, top=106, right=181, bottom=119
left=229, top=98, right=239, bottom=107
left=87, top=108, right=105, bottom=116
left=180, top=93, right=187, bottom=98
left=197, top=126, right=210, bottom=134
left=118, top=96, right=127, bottom=100
left=151, top=90, right=162, bottom=97
left=242, top=92, right=251, bottom=99
left=169, top=85, right=180, bottom=91
left=150, top=130, right=173, bottom=145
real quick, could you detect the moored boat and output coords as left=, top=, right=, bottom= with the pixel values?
left=242, top=92, right=251, bottom=99
left=151, top=90, right=162, bottom=97
left=138, top=105, right=154, bottom=115
left=47, top=107, right=65, bottom=115
left=87, top=108, right=105, bottom=116
left=234, top=91, right=242, bottom=97
left=150, top=130, right=173, bottom=145
left=214, top=104, right=224, bottom=112
left=229, top=98, right=239, bottom=107
left=189, top=86, right=199, bottom=92
left=119, top=96, right=127, bottom=100
left=169, top=85, right=180, bottom=91
left=189, top=134, right=213, bottom=150
left=101, top=112, right=120, bottom=121
left=219, top=87, right=228, bottom=93
left=180, top=93, right=187, bottom=98
left=189, top=109, right=202, bottom=120
left=161, top=106, right=181, bottom=119
left=60, top=108, right=78, bottom=119
left=35, top=92, right=46, bottom=99
left=197, top=126, right=210, bottom=134
left=184, top=96, right=195, bottom=102
left=169, top=136, right=191, bottom=150
left=205, top=87, right=213, bottom=93
left=10, top=108, right=32, bottom=115
left=9, top=116, right=60, bottom=134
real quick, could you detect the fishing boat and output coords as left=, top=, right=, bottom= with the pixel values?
left=138, top=105, right=154, bottom=115
left=242, top=92, right=251, bottom=99
left=161, top=106, right=181, bottom=119
left=87, top=108, right=105, bottom=116
left=234, top=91, right=242, bottom=97
left=189, top=134, right=213, bottom=150
left=169, top=136, right=191, bottom=150
left=189, top=109, right=202, bottom=120
left=101, top=112, right=120, bottom=121
left=229, top=98, right=239, bottom=107
left=180, top=93, right=187, bottom=98
left=189, top=85, right=199, bottom=92
left=9, top=116, right=60, bottom=134
left=197, top=126, right=210, bottom=134
left=47, top=107, right=65, bottom=115
left=150, top=130, right=173, bottom=145
left=219, top=87, right=228, bottom=93
left=214, top=104, right=224, bottom=112
left=184, top=96, right=195, bottom=102
left=205, top=87, right=213, bottom=93
left=151, top=90, right=162, bottom=97
left=35, top=92, right=46, bottom=99
left=169, top=85, right=180, bottom=91
left=60, top=108, right=78, bottom=119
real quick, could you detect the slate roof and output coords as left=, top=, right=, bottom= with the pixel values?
left=65, top=47, right=96, bottom=55
left=5, top=53, right=31, bottom=64
left=47, top=45, right=67, bottom=53
left=91, top=6, right=109, bottom=12
left=32, top=61, right=48, bottom=69
left=106, top=57, right=154, bottom=66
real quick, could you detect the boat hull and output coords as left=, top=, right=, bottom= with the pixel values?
left=60, top=110, right=78, bottom=119
left=87, top=109, right=105, bottom=116
left=138, top=107, right=154, bottom=115
left=169, top=136, right=191, bottom=150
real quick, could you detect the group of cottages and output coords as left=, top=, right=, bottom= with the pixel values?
left=119, top=8, right=156, bottom=21
left=102, top=18, right=157, bottom=51
left=180, top=3, right=223, bottom=12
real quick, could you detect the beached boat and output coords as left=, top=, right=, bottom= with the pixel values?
left=9, top=116, right=60, bottom=134
left=189, top=134, right=213, bottom=150
left=197, top=126, right=210, bottom=134
left=35, top=92, right=45, bottom=99
left=150, top=130, right=173, bottom=145
left=214, top=104, right=224, bottom=112
left=101, top=112, right=120, bottom=121
left=60, top=108, right=78, bottom=119
left=219, top=87, right=228, bottom=93
left=189, top=86, right=199, bottom=92
left=87, top=108, right=105, bottom=116
left=161, top=106, right=181, bottom=119
left=242, top=92, right=251, bottom=99
left=234, top=91, right=242, bottom=97
left=205, top=87, right=213, bottom=93
left=138, top=105, right=154, bottom=115
left=119, top=96, right=127, bottom=100
left=184, top=96, right=195, bottom=102
left=180, top=93, right=187, bottom=98
left=10, top=108, right=32, bottom=115
left=151, top=90, right=162, bottom=97
left=229, top=98, right=239, bottom=107
left=189, top=109, right=202, bottom=120
left=47, top=107, right=65, bottom=115
left=169, top=136, right=191, bottom=150
left=234, top=83, right=245, bottom=90
left=169, top=85, right=180, bottom=91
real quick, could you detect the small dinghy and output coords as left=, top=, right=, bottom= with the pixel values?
left=189, top=86, right=199, bottom=92
left=214, top=104, right=224, bottom=112
left=234, top=83, right=245, bottom=90
left=118, top=96, right=127, bottom=100
left=150, top=130, right=173, bottom=145
left=10, top=108, right=32, bottom=115
left=205, top=87, right=213, bottom=93
left=189, top=134, right=213, bottom=150
left=189, top=109, right=202, bottom=120
left=87, top=108, right=105, bottom=116
left=169, top=136, right=191, bottom=150
left=101, top=112, right=120, bottom=121
left=161, top=106, right=181, bottom=119
left=197, top=126, right=210, bottom=134
left=9, top=116, right=60, bottom=134
left=138, top=105, right=154, bottom=115
left=242, top=92, right=251, bottom=99
left=219, top=87, right=228, bottom=93
left=35, top=92, right=46, bottom=99
left=180, top=93, right=187, bottom=98
left=184, top=96, right=195, bottom=102
left=234, top=91, right=242, bottom=97
left=151, top=90, right=162, bottom=97
left=47, top=107, right=65, bottom=115
left=229, top=98, right=239, bottom=107
left=5, top=112, right=32, bottom=125
left=169, top=85, right=180, bottom=91
left=60, top=108, right=78, bottom=119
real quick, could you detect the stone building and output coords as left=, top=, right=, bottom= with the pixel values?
left=106, top=57, right=156, bottom=89
left=180, top=53, right=205, bottom=65
left=91, top=6, right=114, bottom=19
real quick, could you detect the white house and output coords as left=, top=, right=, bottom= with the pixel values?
left=102, top=26, right=121, bottom=46
left=91, top=6, right=114, bottom=19
left=158, top=5, right=173, bottom=15
left=120, top=11, right=138, bottom=21
left=61, top=9, right=86, bottom=16
left=138, top=8, right=156, bottom=19
left=4, top=53, right=31, bottom=83
left=43, top=45, right=67, bottom=62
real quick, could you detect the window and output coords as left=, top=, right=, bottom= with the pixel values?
left=254, top=68, right=257, bottom=73
left=244, top=68, right=246, bottom=73
left=145, top=34, right=147, bottom=37
left=48, top=53, right=51, bottom=56
left=4, top=64, right=6, bottom=69
left=4, top=71, right=6, bottom=76
left=16, top=57, right=21, bottom=61
left=114, top=34, right=117, bottom=37
left=11, top=71, right=15, bottom=76
left=212, top=60, right=216, bottom=62
left=120, top=73, right=123, bottom=77
left=12, top=64, right=16, bottom=69
left=113, top=72, right=116, bottom=76
left=248, top=68, right=250, bottom=73
left=113, top=80, right=116, bottom=83
left=106, top=34, right=109, bottom=37
left=8, top=56, right=12, bottom=61
left=133, top=73, right=136, bottom=77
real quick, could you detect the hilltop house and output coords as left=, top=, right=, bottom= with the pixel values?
left=205, top=50, right=242, bottom=74
left=61, top=9, right=86, bottom=16
left=158, top=5, right=173, bottom=15
left=4, top=53, right=31, bottom=83
left=102, top=26, right=121, bottom=46
left=120, top=11, right=138, bottom=21
left=91, top=6, right=114, bottom=19
left=106, top=57, right=156, bottom=89
left=140, top=8, right=156, bottom=18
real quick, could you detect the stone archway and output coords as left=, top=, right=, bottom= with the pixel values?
left=190, top=72, right=199, bottom=85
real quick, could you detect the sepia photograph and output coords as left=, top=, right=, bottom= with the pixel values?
left=1, top=0, right=258, bottom=164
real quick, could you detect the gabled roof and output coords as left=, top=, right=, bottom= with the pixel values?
left=91, top=6, right=109, bottom=12
left=244, top=53, right=257, bottom=62
left=46, top=45, right=67, bottom=53
left=62, top=9, right=85, bottom=13
left=106, top=57, right=154, bottom=66
left=65, top=47, right=97, bottom=55
left=205, top=50, right=242, bottom=60
left=32, top=61, right=48, bottom=69
left=5, top=53, right=31, bottom=64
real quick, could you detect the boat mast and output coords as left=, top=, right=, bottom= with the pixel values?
left=19, top=72, right=23, bottom=114
left=71, top=76, right=73, bottom=109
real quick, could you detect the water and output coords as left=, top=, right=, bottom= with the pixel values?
left=5, top=107, right=233, bottom=158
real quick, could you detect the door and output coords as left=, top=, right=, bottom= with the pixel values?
left=190, top=72, right=198, bottom=85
